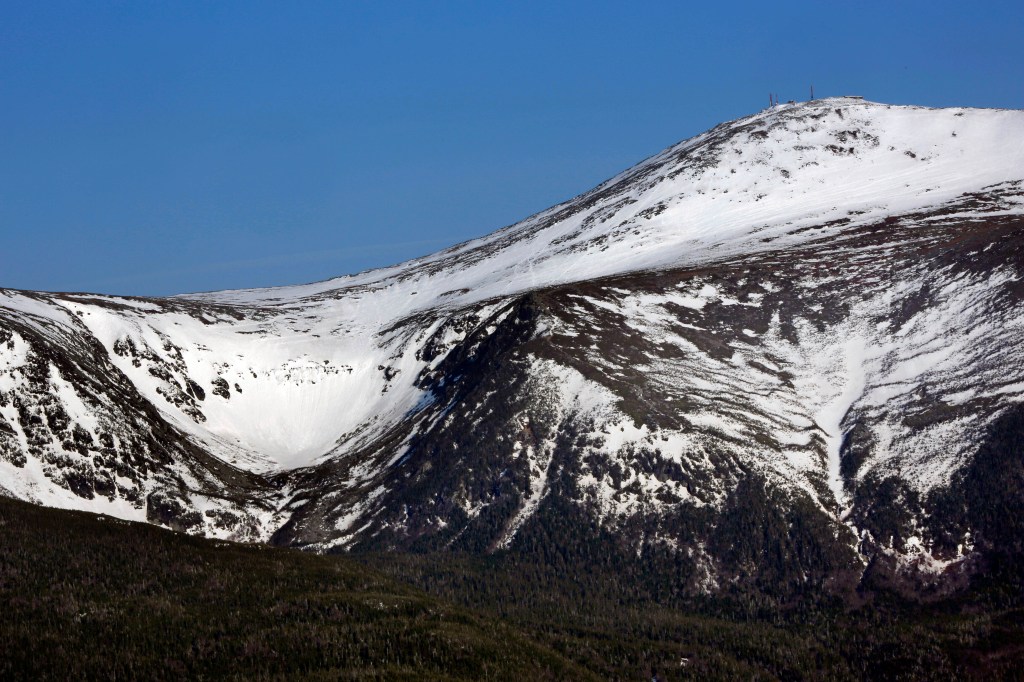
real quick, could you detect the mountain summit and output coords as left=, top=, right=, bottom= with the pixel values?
left=2, top=98, right=1023, bottom=596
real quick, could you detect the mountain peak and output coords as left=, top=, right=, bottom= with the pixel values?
left=186, top=99, right=1024, bottom=316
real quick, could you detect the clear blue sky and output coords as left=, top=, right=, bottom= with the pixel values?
left=2, top=1, right=1022, bottom=296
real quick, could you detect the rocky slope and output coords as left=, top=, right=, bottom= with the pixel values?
left=2, top=97, right=1023, bottom=597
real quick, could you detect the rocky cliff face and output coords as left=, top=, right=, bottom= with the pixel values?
left=2, top=98, right=1023, bottom=597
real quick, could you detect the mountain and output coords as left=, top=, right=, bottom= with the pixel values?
left=2, top=97, right=1023, bottom=599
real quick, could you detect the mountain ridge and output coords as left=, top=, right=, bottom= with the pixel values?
left=2, top=97, right=1023, bottom=599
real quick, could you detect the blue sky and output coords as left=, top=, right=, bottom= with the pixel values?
left=2, top=1, right=1022, bottom=296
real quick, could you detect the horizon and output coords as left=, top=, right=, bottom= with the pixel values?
left=3, top=2, right=1022, bottom=297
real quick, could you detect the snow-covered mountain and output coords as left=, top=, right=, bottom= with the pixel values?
left=2, top=98, right=1023, bottom=595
